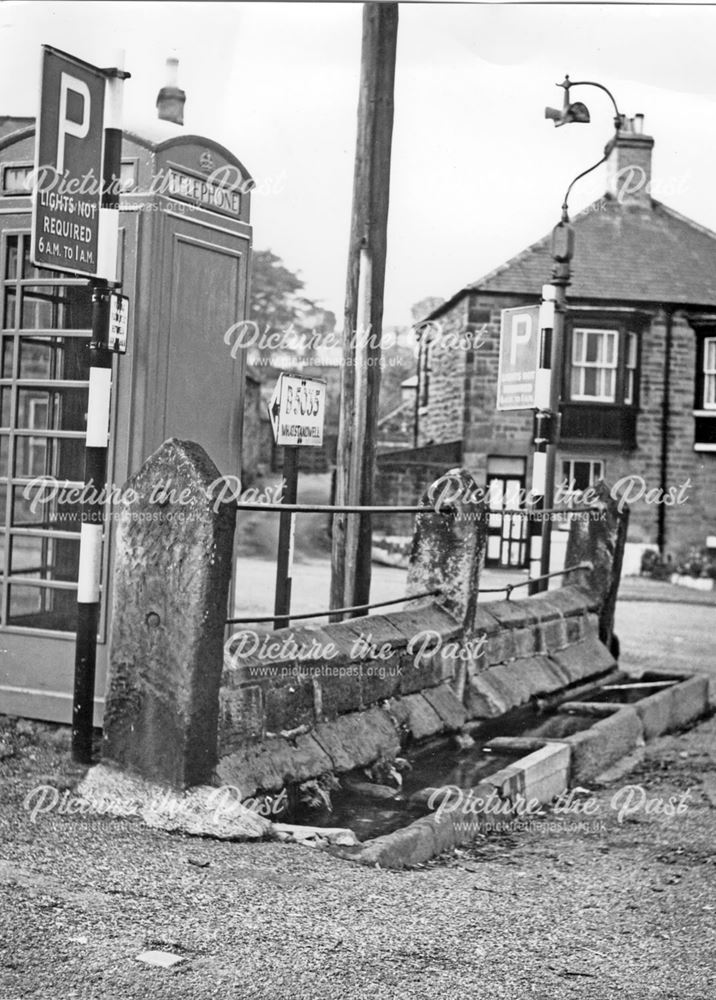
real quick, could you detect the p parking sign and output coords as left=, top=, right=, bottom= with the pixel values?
left=31, top=46, right=108, bottom=277
left=497, top=305, right=540, bottom=411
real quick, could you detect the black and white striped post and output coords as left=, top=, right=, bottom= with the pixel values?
left=71, top=56, right=126, bottom=764
left=527, top=284, right=556, bottom=590
left=528, top=220, right=572, bottom=595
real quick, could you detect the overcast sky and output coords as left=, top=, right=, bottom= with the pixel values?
left=2, top=1, right=716, bottom=327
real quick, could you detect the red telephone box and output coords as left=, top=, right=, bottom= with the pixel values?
left=0, top=117, right=252, bottom=722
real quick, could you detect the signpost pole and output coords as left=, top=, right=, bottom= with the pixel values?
left=528, top=222, right=572, bottom=594
left=71, top=55, right=126, bottom=763
left=267, top=372, right=326, bottom=630
left=527, top=286, right=556, bottom=593
left=31, top=45, right=129, bottom=761
left=73, top=284, right=113, bottom=762
left=273, top=445, right=299, bottom=630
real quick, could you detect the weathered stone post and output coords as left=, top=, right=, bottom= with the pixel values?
left=406, top=468, right=487, bottom=630
left=564, top=478, right=629, bottom=652
left=103, top=439, right=236, bottom=788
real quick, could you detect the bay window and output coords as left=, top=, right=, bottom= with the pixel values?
left=561, top=321, right=640, bottom=447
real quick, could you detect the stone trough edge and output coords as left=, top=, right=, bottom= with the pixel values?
left=334, top=671, right=710, bottom=870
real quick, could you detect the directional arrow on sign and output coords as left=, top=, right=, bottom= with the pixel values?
left=268, top=379, right=281, bottom=440
left=267, top=371, right=326, bottom=447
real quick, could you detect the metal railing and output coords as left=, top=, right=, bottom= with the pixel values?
left=479, top=560, right=593, bottom=600
left=226, top=562, right=594, bottom=626
left=229, top=491, right=602, bottom=627
left=227, top=588, right=440, bottom=625
left=234, top=501, right=599, bottom=515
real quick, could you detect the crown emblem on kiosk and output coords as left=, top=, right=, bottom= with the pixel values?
left=199, top=150, right=214, bottom=173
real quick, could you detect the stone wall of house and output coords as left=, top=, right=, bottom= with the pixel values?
left=374, top=442, right=463, bottom=535
left=666, top=314, right=716, bottom=554
left=416, top=297, right=469, bottom=446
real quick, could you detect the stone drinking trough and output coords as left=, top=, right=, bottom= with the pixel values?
left=87, top=440, right=710, bottom=865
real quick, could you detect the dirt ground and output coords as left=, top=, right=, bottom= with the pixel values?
left=2, top=574, right=715, bottom=1000
left=1, top=695, right=715, bottom=996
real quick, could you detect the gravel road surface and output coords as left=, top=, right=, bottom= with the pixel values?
left=1, top=581, right=715, bottom=1000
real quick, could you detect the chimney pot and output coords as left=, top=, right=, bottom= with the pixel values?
left=156, top=56, right=185, bottom=126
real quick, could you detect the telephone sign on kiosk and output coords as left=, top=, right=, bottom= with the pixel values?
left=268, top=373, right=326, bottom=447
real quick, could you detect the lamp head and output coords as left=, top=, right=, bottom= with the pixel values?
left=545, top=101, right=590, bottom=126
left=545, top=74, right=591, bottom=127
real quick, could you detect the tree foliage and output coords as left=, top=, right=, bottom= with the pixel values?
left=249, top=249, right=335, bottom=335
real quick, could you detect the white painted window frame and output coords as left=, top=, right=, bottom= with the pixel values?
left=571, top=328, right=618, bottom=402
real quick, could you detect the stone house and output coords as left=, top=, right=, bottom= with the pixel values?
left=412, top=116, right=716, bottom=567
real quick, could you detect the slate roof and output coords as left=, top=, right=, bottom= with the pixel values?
left=435, top=195, right=716, bottom=316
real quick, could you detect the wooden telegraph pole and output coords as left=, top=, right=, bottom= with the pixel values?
left=330, top=2, right=398, bottom=620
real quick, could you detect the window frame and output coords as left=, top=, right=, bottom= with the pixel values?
left=565, top=319, right=640, bottom=409
left=1, top=162, right=33, bottom=197
left=624, top=331, right=638, bottom=406
left=694, top=331, right=716, bottom=451
left=570, top=328, right=618, bottom=402
left=559, top=457, right=605, bottom=498
left=701, top=335, right=716, bottom=411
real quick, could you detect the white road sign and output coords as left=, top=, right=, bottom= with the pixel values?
left=268, top=373, right=326, bottom=447
left=497, top=305, right=541, bottom=411
left=108, top=292, right=129, bottom=353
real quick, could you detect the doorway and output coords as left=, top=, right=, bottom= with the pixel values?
left=485, top=457, right=527, bottom=568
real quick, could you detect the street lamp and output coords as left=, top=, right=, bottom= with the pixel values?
left=529, top=76, right=624, bottom=593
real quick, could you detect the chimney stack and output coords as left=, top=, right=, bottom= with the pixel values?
left=156, top=56, right=185, bottom=126
left=605, top=114, right=654, bottom=208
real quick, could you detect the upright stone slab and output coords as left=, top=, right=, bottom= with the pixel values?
left=564, top=479, right=628, bottom=652
left=103, top=439, right=236, bottom=788
left=406, top=468, right=486, bottom=630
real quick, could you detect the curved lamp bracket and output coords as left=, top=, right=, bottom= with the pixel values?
left=547, top=75, right=625, bottom=222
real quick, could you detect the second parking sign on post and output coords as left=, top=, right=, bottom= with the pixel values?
left=497, top=305, right=541, bottom=411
